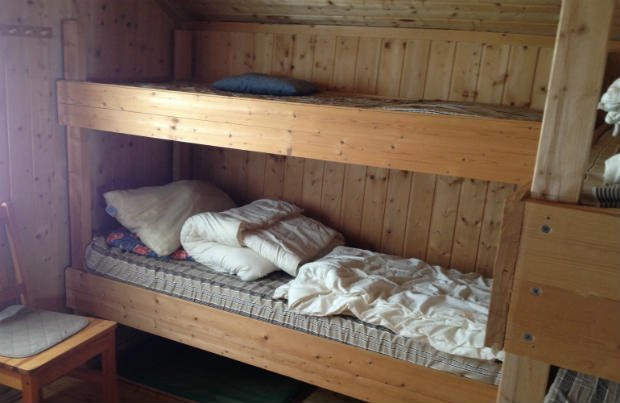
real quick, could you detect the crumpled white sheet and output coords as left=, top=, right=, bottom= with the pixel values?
left=599, top=78, right=620, bottom=136
left=274, top=246, right=504, bottom=361
left=181, top=199, right=344, bottom=280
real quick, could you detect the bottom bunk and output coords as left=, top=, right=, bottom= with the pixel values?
left=65, top=237, right=500, bottom=403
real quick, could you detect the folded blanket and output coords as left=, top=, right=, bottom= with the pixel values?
left=274, top=246, right=503, bottom=361
left=181, top=199, right=344, bottom=280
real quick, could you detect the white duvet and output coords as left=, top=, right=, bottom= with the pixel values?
left=274, top=246, right=503, bottom=361
left=180, top=199, right=344, bottom=281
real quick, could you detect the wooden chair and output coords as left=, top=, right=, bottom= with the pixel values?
left=0, top=201, right=118, bottom=403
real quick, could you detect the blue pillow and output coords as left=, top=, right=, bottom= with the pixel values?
left=211, top=73, right=317, bottom=96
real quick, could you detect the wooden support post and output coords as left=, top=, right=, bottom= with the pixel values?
left=485, top=185, right=528, bottom=349
left=20, top=375, right=40, bottom=403
left=172, top=30, right=193, bottom=181
left=101, top=331, right=118, bottom=402
left=499, top=1, right=615, bottom=401
left=531, top=0, right=616, bottom=202
left=62, top=20, right=91, bottom=270
left=497, top=353, right=549, bottom=403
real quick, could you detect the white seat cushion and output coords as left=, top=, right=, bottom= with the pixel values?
left=0, top=305, right=89, bottom=358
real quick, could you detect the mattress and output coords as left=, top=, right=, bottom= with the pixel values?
left=545, top=368, right=620, bottom=403
left=136, top=82, right=542, bottom=121
left=85, top=237, right=502, bottom=385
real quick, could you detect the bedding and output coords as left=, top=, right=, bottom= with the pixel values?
left=274, top=246, right=502, bottom=361
left=180, top=199, right=344, bottom=280
left=604, top=154, right=620, bottom=184
left=581, top=127, right=620, bottom=207
left=84, top=236, right=503, bottom=385
left=104, top=180, right=235, bottom=256
left=598, top=78, right=620, bottom=136
left=106, top=228, right=192, bottom=261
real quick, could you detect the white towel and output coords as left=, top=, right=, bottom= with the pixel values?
left=598, top=78, right=620, bottom=136
left=604, top=154, right=620, bottom=184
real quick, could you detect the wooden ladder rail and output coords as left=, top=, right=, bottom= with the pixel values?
left=63, top=19, right=90, bottom=270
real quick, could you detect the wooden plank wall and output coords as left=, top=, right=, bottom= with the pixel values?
left=0, top=1, right=75, bottom=309
left=0, top=0, right=174, bottom=309
left=74, top=1, right=175, bottom=232
left=166, top=0, right=620, bottom=40
left=191, top=24, right=554, bottom=276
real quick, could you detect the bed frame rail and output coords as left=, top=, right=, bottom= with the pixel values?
left=56, top=80, right=541, bottom=186
left=65, top=268, right=498, bottom=403
left=505, top=200, right=620, bottom=383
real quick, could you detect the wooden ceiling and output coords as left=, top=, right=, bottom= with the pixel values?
left=158, top=0, right=620, bottom=39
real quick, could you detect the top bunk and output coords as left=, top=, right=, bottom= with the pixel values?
left=56, top=22, right=569, bottom=186
left=57, top=79, right=542, bottom=185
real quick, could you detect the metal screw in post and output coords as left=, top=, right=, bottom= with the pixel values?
left=540, top=224, right=552, bottom=234
left=530, top=287, right=542, bottom=296
left=522, top=333, right=534, bottom=343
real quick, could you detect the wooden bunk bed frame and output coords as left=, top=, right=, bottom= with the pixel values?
left=59, top=0, right=620, bottom=401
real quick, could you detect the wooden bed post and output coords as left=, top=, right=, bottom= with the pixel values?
left=62, top=20, right=91, bottom=270
left=531, top=0, right=616, bottom=203
left=485, top=185, right=529, bottom=349
left=172, top=30, right=193, bottom=181
left=497, top=0, right=615, bottom=401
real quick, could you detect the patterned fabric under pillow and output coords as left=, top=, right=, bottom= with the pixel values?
left=106, top=228, right=192, bottom=261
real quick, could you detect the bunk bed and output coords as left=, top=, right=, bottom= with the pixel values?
left=58, top=1, right=620, bottom=401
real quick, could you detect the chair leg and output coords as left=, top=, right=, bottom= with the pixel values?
left=101, top=333, right=118, bottom=402
left=20, top=375, right=40, bottom=403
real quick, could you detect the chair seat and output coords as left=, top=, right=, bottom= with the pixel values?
left=0, top=315, right=115, bottom=373
left=0, top=200, right=117, bottom=402
left=0, top=305, right=89, bottom=359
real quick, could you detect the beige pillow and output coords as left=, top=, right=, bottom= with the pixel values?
left=103, top=180, right=235, bottom=256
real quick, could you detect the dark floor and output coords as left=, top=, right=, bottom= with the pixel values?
left=1, top=327, right=361, bottom=403
left=3, top=376, right=360, bottom=403
left=5, top=377, right=191, bottom=403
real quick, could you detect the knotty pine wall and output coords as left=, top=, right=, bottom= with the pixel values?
left=166, top=0, right=620, bottom=40
left=190, top=24, right=555, bottom=276
left=0, top=0, right=173, bottom=309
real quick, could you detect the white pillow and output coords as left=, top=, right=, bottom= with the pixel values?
left=103, top=180, right=235, bottom=256
left=183, top=242, right=279, bottom=281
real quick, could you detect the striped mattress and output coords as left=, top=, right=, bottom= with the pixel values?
left=84, top=236, right=502, bottom=385
left=136, top=82, right=543, bottom=121
left=545, top=368, right=620, bottom=403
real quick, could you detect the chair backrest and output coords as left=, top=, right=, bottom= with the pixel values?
left=0, top=201, right=29, bottom=307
